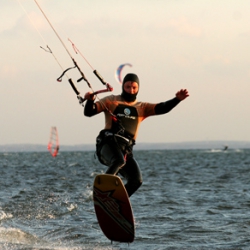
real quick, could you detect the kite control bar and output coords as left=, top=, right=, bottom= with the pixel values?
left=33, top=1, right=113, bottom=107
left=68, top=78, right=80, bottom=95
left=68, top=78, right=113, bottom=106
left=77, top=69, right=108, bottom=86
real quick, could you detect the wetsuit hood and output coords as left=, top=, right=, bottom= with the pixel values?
left=121, top=73, right=139, bottom=102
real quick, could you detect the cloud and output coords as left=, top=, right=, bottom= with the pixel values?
left=203, top=55, right=231, bottom=65
left=0, top=11, right=51, bottom=41
left=0, top=64, right=18, bottom=81
left=168, top=17, right=202, bottom=37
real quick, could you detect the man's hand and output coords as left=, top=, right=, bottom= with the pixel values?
left=84, top=92, right=95, bottom=101
left=176, top=89, right=189, bottom=101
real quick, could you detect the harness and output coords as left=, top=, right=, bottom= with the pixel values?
left=96, top=129, right=135, bottom=165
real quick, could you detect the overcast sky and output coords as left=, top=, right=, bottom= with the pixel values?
left=1, top=0, right=250, bottom=146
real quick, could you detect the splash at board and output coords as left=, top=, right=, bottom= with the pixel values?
left=47, top=126, right=59, bottom=157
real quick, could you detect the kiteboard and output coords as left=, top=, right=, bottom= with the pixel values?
left=93, top=174, right=135, bottom=243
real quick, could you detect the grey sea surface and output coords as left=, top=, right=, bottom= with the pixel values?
left=0, top=148, right=250, bottom=249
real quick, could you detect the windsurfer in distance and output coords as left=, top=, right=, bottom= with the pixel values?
left=84, top=73, right=189, bottom=197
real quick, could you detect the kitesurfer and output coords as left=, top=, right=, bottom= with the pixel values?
left=84, top=73, right=189, bottom=197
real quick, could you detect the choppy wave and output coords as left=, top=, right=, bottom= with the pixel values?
left=0, top=149, right=250, bottom=249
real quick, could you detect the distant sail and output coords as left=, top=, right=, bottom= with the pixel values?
left=115, top=63, right=132, bottom=84
left=47, top=126, right=59, bottom=157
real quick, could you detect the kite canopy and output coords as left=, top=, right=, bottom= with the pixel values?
left=115, top=63, right=132, bottom=84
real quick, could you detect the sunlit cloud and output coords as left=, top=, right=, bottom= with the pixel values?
left=172, top=55, right=195, bottom=68
left=0, top=11, right=50, bottom=39
left=0, top=65, right=18, bottom=80
left=168, top=17, right=202, bottom=37
left=203, top=55, right=231, bottom=65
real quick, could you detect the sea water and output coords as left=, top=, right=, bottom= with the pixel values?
left=0, top=148, right=250, bottom=250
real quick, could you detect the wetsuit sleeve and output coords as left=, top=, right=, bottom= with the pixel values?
left=84, top=100, right=97, bottom=117
left=154, top=97, right=180, bottom=115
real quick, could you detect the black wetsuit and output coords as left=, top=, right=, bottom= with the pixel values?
left=84, top=95, right=180, bottom=196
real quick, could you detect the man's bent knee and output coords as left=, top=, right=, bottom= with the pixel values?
left=106, top=158, right=126, bottom=175
left=125, top=179, right=143, bottom=197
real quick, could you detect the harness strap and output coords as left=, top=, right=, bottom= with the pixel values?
left=103, top=131, right=134, bottom=146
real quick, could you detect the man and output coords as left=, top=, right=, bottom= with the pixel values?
left=84, top=73, right=189, bottom=197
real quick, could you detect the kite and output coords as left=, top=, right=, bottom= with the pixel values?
left=115, top=63, right=132, bottom=84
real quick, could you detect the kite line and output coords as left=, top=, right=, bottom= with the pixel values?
left=33, top=0, right=113, bottom=103
left=16, top=0, right=113, bottom=106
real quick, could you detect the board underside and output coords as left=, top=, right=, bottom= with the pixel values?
left=93, top=174, right=135, bottom=243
